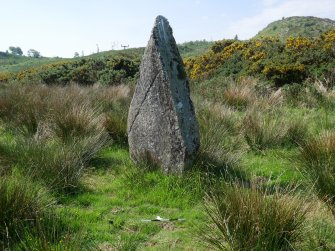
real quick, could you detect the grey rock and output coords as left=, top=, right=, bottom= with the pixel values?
left=127, top=15, right=200, bottom=174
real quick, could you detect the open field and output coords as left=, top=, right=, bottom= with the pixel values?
left=1, top=75, right=335, bottom=250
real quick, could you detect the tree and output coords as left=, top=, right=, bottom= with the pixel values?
left=27, top=49, right=41, bottom=58
left=74, top=52, right=80, bottom=58
left=9, top=46, right=23, bottom=56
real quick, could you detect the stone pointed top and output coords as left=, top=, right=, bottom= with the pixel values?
left=150, top=16, right=177, bottom=53
left=154, top=15, right=170, bottom=39
left=155, top=15, right=168, bottom=24
left=127, top=16, right=200, bottom=174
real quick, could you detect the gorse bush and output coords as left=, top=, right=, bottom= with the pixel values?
left=185, top=28, right=335, bottom=85
left=201, top=182, right=309, bottom=250
left=298, top=131, right=335, bottom=216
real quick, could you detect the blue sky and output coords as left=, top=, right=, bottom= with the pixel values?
left=1, top=0, right=335, bottom=58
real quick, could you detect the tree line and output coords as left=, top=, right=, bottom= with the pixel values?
left=3, top=46, right=41, bottom=58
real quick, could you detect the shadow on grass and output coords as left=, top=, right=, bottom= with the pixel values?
left=190, top=152, right=251, bottom=185
left=88, top=142, right=129, bottom=172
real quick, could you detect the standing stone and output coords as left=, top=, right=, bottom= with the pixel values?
left=127, top=15, right=200, bottom=174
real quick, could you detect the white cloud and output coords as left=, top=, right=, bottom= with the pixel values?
left=225, top=0, right=335, bottom=39
left=262, top=0, right=280, bottom=7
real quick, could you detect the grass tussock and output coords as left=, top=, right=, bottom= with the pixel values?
left=243, top=109, right=307, bottom=152
left=298, top=131, right=335, bottom=216
left=0, top=174, right=52, bottom=247
left=201, top=182, right=309, bottom=250
left=194, top=101, right=245, bottom=175
left=2, top=137, right=105, bottom=191
left=223, top=78, right=257, bottom=109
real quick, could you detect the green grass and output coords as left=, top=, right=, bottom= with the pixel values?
left=242, top=149, right=304, bottom=185
left=57, top=146, right=208, bottom=250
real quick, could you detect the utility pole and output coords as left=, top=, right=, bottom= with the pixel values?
left=96, top=44, right=99, bottom=53
left=121, top=44, right=129, bottom=50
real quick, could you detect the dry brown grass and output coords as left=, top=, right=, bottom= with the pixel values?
left=223, top=78, right=257, bottom=109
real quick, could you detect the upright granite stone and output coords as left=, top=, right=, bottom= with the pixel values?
left=127, top=15, right=200, bottom=174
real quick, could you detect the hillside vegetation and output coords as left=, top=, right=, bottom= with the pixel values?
left=255, top=16, right=335, bottom=41
left=0, top=40, right=212, bottom=74
left=185, top=28, right=335, bottom=86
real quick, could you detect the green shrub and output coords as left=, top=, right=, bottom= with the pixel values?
left=12, top=56, right=140, bottom=86
left=201, top=182, right=309, bottom=250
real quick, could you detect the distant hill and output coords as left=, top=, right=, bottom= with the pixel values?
left=254, top=16, right=335, bottom=41
left=0, top=40, right=212, bottom=73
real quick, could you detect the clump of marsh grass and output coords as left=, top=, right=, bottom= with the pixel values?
left=13, top=213, right=96, bottom=251
left=200, top=181, right=309, bottom=250
left=0, top=84, right=49, bottom=134
left=0, top=174, right=94, bottom=250
left=1, top=133, right=108, bottom=192
left=0, top=174, right=53, bottom=246
left=298, top=131, right=335, bottom=217
left=194, top=102, right=245, bottom=175
left=0, top=84, right=110, bottom=191
left=243, top=109, right=307, bottom=152
left=52, top=103, right=105, bottom=142
left=223, top=77, right=257, bottom=110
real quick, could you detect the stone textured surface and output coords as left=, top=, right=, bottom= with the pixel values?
left=127, top=15, right=200, bottom=173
